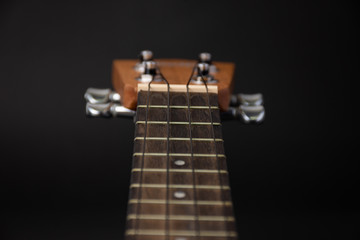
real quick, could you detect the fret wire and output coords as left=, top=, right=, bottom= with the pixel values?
left=134, top=137, right=223, bottom=141
left=127, top=214, right=235, bottom=221
left=129, top=199, right=233, bottom=206
left=125, top=229, right=237, bottom=237
left=129, top=184, right=230, bottom=190
left=133, top=153, right=226, bottom=157
left=137, top=104, right=219, bottom=109
left=131, top=168, right=228, bottom=174
left=136, top=121, right=221, bottom=125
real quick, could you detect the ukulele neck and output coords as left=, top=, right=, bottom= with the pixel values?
left=125, top=84, right=237, bottom=239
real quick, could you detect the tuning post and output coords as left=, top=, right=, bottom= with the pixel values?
left=134, top=50, right=154, bottom=73
left=198, top=52, right=217, bottom=73
left=191, top=62, right=218, bottom=84
left=136, top=60, right=163, bottom=82
left=198, top=62, right=210, bottom=76
left=84, top=88, right=121, bottom=104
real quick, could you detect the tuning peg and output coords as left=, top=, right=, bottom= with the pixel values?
left=239, top=105, right=265, bottom=123
left=135, top=50, right=154, bottom=73
left=139, top=50, right=154, bottom=61
left=222, top=105, right=265, bottom=123
left=199, top=52, right=212, bottom=65
left=84, top=88, right=121, bottom=104
left=197, top=62, right=210, bottom=76
left=198, top=52, right=218, bottom=73
left=143, top=61, right=157, bottom=75
left=137, top=61, right=164, bottom=82
left=230, top=93, right=263, bottom=107
left=86, top=102, right=135, bottom=118
left=191, top=62, right=217, bottom=84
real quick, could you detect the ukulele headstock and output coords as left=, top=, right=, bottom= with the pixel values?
left=112, top=50, right=235, bottom=111
left=85, top=50, right=265, bottom=123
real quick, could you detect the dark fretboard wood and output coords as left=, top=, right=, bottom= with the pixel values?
left=125, top=86, right=237, bottom=240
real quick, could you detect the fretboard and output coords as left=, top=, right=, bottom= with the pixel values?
left=125, top=84, right=237, bottom=240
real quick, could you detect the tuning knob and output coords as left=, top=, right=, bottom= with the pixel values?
left=199, top=52, right=212, bottom=64
left=144, top=61, right=157, bottom=75
left=137, top=60, right=159, bottom=82
left=86, top=102, right=135, bottom=118
left=84, top=88, right=121, bottom=104
left=238, top=105, right=265, bottom=123
left=230, top=93, right=263, bottom=107
left=135, top=50, right=154, bottom=73
left=222, top=104, right=265, bottom=123
left=197, top=63, right=210, bottom=76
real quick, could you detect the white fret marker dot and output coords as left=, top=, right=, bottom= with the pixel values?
left=174, top=191, right=186, bottom=199
left=174, top=159, right=185, bottom=166
left=175, top=238, right=187, bottom=240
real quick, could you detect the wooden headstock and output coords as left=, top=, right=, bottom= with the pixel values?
left=111, top=54, right=235, bottom=111
left=85, top=52, right=264, bottom=124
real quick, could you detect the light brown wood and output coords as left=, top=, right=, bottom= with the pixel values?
left=112, top=59, right=235, bottom=111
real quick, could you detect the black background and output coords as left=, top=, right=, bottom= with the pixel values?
left=0, top=0, right=358, bottom=239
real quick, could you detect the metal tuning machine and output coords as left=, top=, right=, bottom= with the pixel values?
left=230, top=93, right=263, bottom=106
left=199, top=52, right=217, bottom=73
left=84, top=88, right=135, bottom=118
left=85, top=102, right=135, bottom=118
left=191, top=52, right=218, bottom=84
left=136, top=60, right=163, bottom=82
left=134, top=50, right=154, bottom=73
left=84, top=88, right=121, bottom=104
left=222, top=93, right=265, bottom=123
left=135, top=50, right=163, bottom=82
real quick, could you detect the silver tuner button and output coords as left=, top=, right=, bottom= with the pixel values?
left=140, top=50, right=153, bottom=61
left=86, top=102, right=113, bottom=118
left=192, top=62, right=217, bottom=84
left=86, top=102, right=135, bottom=118
left=110, top=104, right=136, bottom=117
left=238, top=105, right=265, bottom=123
left=199, top=52, right=217, bottom=73
left=137, top=60, right=162, bottom=82
left=84, top=88, right=121, bottom=104
left=222, top=105, right=265, bottom=123
left=199, top=52, right=212, bottom=64
left=230, top=93, right=263, bottom=107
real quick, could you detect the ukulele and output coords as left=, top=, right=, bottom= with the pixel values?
left=84, top=51, right=265, bottom=240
